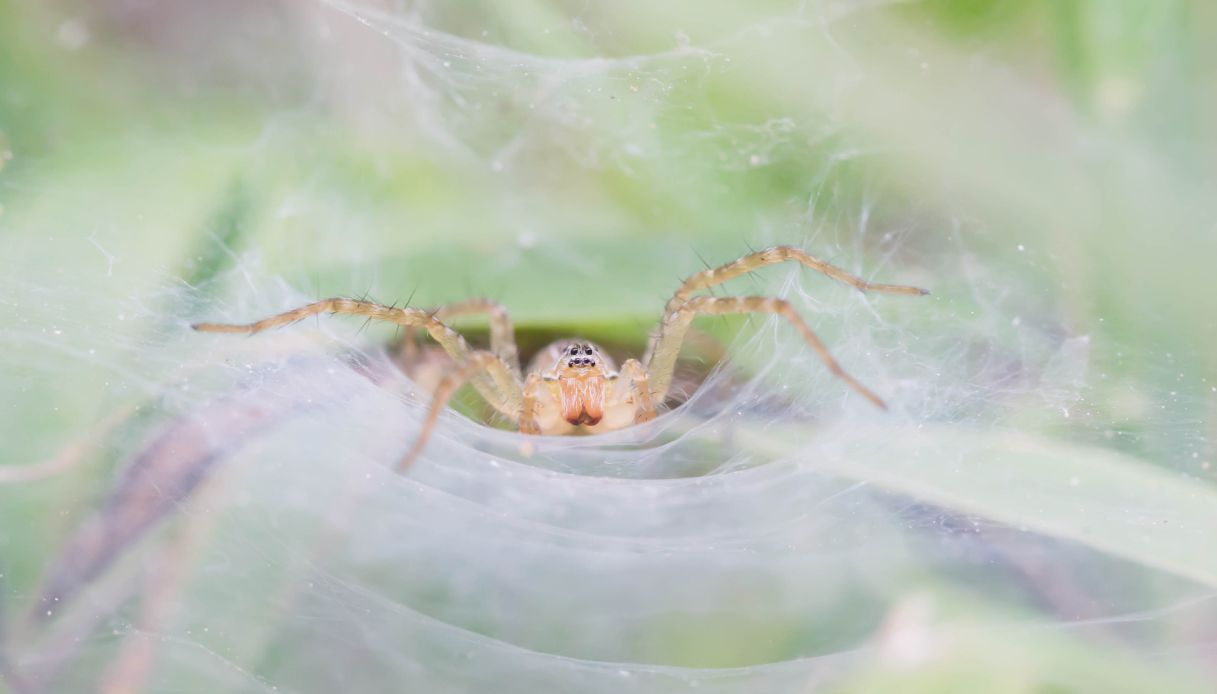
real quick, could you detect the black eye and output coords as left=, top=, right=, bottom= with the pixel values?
left=568, top=360, right=575, bottom=367
left=583, top=348, right=593, bottom=355
left=570, top=346, right=580, bottom=354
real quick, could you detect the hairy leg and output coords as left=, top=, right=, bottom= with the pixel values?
left=193, top=298, right=520, bottom=416
left=646, top=246, right=927, bottom=364
left=645, top=295, right=887, bottom=409
left=398, top=351, right=522, bottom=471
left=662, top=246, right=927, bottom=315
left=398, top=299, right=521, bottom=378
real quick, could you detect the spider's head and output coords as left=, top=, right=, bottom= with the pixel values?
left=554, top=341, right=608, bottom=426
left=557, top=342, right=605, bottom=374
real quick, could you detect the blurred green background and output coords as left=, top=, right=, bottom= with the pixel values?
left=1, top=0, right=1216, bottom=692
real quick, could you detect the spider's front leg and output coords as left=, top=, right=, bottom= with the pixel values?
left=645, top=246, right=928, bottom=370
left=398, top=299, right=522, bottom=378
left=398, top=351, right=523, bottom=471
left=192, top=298, right=521, bottom=416
left=659, top=245, right=929, bottom=318
left=645, top=295, right=888, bottom=409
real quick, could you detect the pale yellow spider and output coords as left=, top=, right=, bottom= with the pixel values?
left=192, top=247, right=927, bottom=470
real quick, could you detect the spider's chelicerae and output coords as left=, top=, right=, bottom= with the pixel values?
left=193, top=247, right=927, bottom=469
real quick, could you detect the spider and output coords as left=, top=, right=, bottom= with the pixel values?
left=192, top=246, right=927, bottom=470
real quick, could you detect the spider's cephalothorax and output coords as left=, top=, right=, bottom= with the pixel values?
left=523, top=340, right=638, bottom=434
left=551, top=342, right=609, bottom=427
left=192, top=246, right=928, bottom=470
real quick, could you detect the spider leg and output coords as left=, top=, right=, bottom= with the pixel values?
left=397, top=299, right=522, bottom=378
left=663, top=245, right=928, bottom=314
left=398, top=351, right=523, bottom=471
left=645, top=295, right=887, bottom=409
left=611, top=359, right=656, bottom=424
left=193, top=298, right=519, bottom=415
left=646, top=246, right=927, bottom=363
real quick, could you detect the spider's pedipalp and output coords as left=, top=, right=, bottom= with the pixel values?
left=520, top=372, right=544, bottom=435
left=612, top=358, right=656, bottom=425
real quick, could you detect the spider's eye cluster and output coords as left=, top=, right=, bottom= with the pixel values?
left=566, top=344, right=597, bottom=368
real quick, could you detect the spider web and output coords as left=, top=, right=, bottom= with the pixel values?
left=1, top=0, right=1215, bottom=692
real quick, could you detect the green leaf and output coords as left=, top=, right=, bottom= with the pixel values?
left=752, top=423, right=1217, bottom=587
